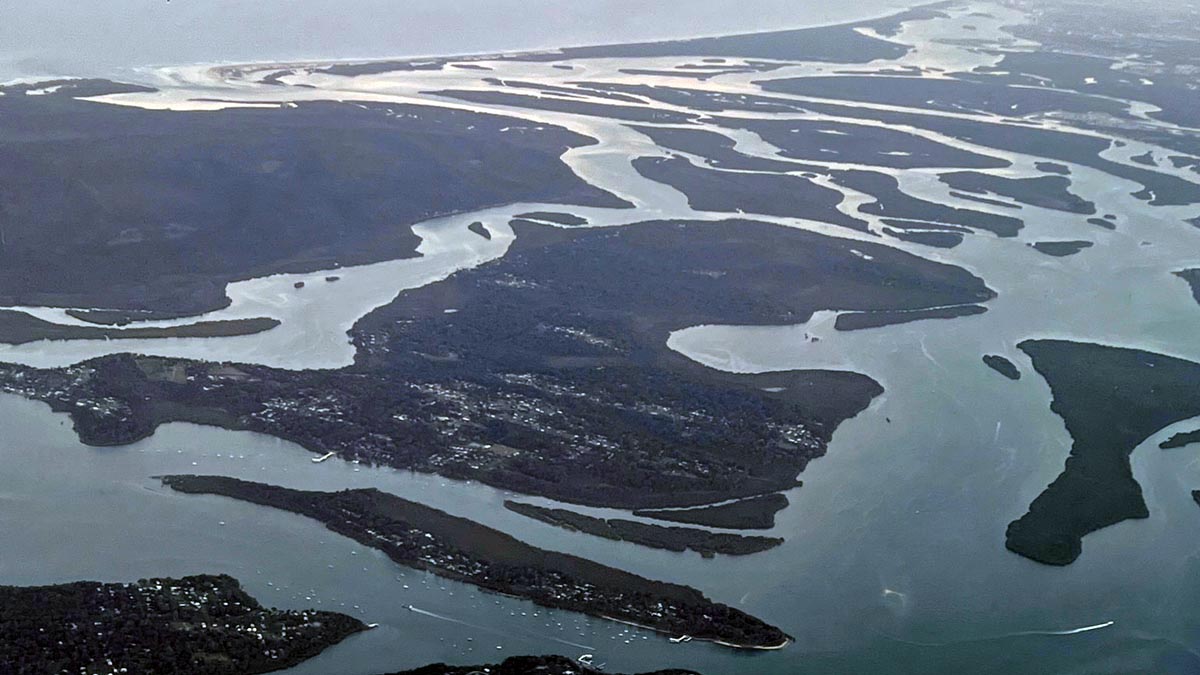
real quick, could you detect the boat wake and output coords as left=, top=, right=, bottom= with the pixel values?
left=874, top=620, right=1114, bottom=647
left=1015, top=621, right=1115, bottom=637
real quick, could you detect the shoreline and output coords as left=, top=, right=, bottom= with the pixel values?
left=20, top=0, right=946, bottom=88
left=600, top=615, right=792, bottom=652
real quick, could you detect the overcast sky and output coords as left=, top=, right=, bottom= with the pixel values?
left=3, top=0, right=915, bottom=81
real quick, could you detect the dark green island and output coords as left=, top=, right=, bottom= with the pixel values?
left=634, top=494, right=791, bottom=530
left=1006, top=340, right=1200, bottom=565
left=1162, top=429, right=1200, bottom=450
left=1029, top=240, right=1094, bottom=257
left=834, top=304, right=988, bottom=331
left=162, top=475, right=790, bottom=649
left=1176, top=269, right=1200, bottom=306
left=0, top=574, right=364, bottom=675
left=0, top=219, right=995, bottom=511
left=0, top=310, right=279, bottom=345
left=504, top=501, right=783, bottom=557
left=384, top=655, right=698, bottom=675
left=983, top=354, right=1021, bottom=380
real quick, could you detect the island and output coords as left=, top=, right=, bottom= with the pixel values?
left=633, top=494, right=790, bottom=530
left=162, top=476, right=790, bottom=649
left=0, top=79, right=623, bottom=315
left=383, top=655, right=698, bottom=675
left=982, top=354, right=1021, bottom=380
left=632, top=156, right=869, bottom=232
left=834, top=305, right=988, bottom=332
left=512, top=212, right=589, bottom=226
left=1176, top=269, right=1200, bottom=306
left=0, top=219, right=994, bottom=511
left=0, top=574, right=364, bottom=675
left=940, top=172, right=1096, bottom=214
left=1161, top=429, right=1200, bottom=450
left=467, top=221, right=492, bottom=239
left=1006, top=340, right=1200, bottom=565
left=1029, top=240, right=1094, bottom=257
left=0, top=310, right=279, bottom=345
left=504, top=501, right=783, bottom=557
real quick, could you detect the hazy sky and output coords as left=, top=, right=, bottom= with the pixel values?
left=3, top=0, right=915, bottom=81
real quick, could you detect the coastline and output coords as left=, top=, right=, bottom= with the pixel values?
left=600, top=615, right=792, bottom=652
left=129, top=0, right=946, bottom=86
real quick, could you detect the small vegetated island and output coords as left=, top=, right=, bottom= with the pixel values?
left=162, top=475, right=790, bottom=649
left=0, top=310, right=279, bottom=345
left=982, top=355, right=1021, bottom=380
left=1006, top=340, right=1200, bottom=566
left=1029, top=240, right=1094, bottom=258
left=1162, top=429, right=1200, bottom=450
left=504, top=501, right=783, bottom=557
left=634, top=494, right=791, bottom=530
left=383, top=655, right=699, bottom=675
left=0, top=574, right=364, bottom=675
left=0, top=219, right=992, bottom=511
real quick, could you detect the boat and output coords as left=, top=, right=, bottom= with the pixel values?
left=669, top=635, right=693, bottom=643
left=366, top=623, right=380, bottom=629
left=311, top=452, right=336, bottom=463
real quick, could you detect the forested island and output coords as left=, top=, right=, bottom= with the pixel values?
left=0, top=219, right=995, bottom=510
left=982, top=355, right=1021, bottom=380
left=0, top=574, right=364, bottom=675
left=384, top=655, right=699, bottom=675
left=633, top=494, right=790, bottom=530
left=162, top=475, right=790, bottom=649
left=1162, top=430, right=1200, bottom=450
left=0, top=310, right=279, bottom=345
left=1006, top=340, right=1200, bottom=565
left=504, top=501, right=783, bottom=557
left=0, top=78, right=623, bottom=315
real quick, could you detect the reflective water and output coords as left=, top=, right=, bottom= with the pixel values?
left=4, top=2, right=1200, bottom=673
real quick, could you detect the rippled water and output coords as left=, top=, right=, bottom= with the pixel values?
left=4, top=1, right=1200, bottom=673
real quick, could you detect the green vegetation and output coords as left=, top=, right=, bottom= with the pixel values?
left=0, top=574, right=363, bottom=675
left=383, top=655, right=698, bottom=675
left=0, top=310, right=279, bottom=345
left=504, top=501, right=782, bottom=557
left=634, top=494, right=790, bottom=530
left=1007, top=340, right=1200, bottom=565
left=163, top=476, right=790, bottom=649
left=983, top=355, right=1021, bottom=380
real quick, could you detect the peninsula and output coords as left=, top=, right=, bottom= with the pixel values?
left=0, top=574, right=364, bottom=675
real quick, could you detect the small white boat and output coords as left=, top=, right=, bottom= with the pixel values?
left=669, top=635, right=693, bottom=643
left=312, top=452, right=336, bottom=463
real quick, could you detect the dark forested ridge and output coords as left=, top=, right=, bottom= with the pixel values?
left=0, top=574, right=364, bottom=675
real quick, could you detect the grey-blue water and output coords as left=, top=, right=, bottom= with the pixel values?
left=1, top=0, right=912, bottom=82
left=6, top=2, right=1200, bottom=673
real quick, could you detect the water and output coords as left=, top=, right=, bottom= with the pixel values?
left=4, top=1, right=1200, bottom=673
left=0, top=0, right=915, bottom=84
